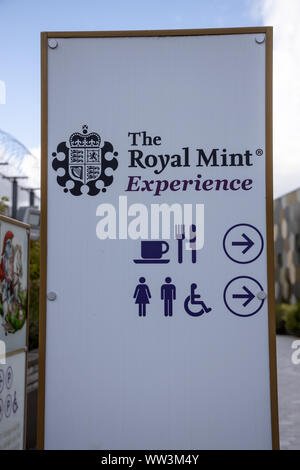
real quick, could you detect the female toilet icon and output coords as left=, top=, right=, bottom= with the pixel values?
left=184, top=283, right=212, bottom=317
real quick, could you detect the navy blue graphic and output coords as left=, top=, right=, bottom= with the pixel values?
left=5, top=393, right=12, bottom=418
left=134, top=241, right=169, bottom=264
left=133, top=277, right=151, bottom=317
left=175, top=224, right=185, bottom=263
left=161, top=277, right=176, bottom=316
left=12, top=391, right=18, bottom=414
left=223, top=276, right=265, bottom=317
left=52, top=125, right=118, bottom=196
left=5, top=366, right=13, bottom=390
left=189, top=225, right=197, bottom=264
left=0, top=398, right=3, bottom=422
left=232, top=233, right=254, bottom=254
left=175, top=224, right=197, bottom=264
left=232, top=285, right=255, bottom=307
left=0, top=369, right=4, bottom=394
left=223, top=223, right=264, bottom=264
left=184, top=283, right=212, bottom=317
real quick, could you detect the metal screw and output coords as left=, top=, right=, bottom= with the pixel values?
left=47, top=292, right=57, bottom=301
left=255, top=35, right=265, bottom=44
left=48, top=39, right=58, bottom=49
left=257, top=291, right=267, bottom=300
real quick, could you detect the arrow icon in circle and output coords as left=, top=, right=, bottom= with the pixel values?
left=232, top=233, right=254, bottom=254
left=232, top=286, right=255, bottom=307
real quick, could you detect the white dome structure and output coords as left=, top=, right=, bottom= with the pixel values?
left=0, top=128, right=40, bottom=214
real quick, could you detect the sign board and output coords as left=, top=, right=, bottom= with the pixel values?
left=0, top=215, right=30, bottom=449
left=0, top=351, right=26, bottom=449
left=38, top=28, right=279, bottom=450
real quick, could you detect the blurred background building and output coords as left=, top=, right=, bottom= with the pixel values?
left=274, top=189, right=300, bottom=304
left=0, top=128, right=40, bottom=238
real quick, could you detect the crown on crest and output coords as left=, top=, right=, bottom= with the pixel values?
left=70, top=125, right=101, bottom=148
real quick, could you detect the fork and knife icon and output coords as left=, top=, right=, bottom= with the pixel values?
left=175, top=224, right=197, bottom=264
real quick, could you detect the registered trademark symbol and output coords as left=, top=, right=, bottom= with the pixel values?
left=256, top=149, right=263, bottom=156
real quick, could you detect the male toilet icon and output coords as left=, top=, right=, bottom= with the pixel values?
left=184, top=283, right=212, bottom=317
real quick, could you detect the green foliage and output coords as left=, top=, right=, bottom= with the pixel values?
left=7, top=306, right=26, bottom=332
left=275, top=302, right=300, bottom=337
left=0, top=196, right=9, bottom=215
left=275, top=303, right=288, bottom=334
left=285, top=302, right=300, bottom=337
left=5, top=288, right=27, bottom=333
left=29, top=240, right=40, bottom=350
left=18, top=290, right=27, bottom=309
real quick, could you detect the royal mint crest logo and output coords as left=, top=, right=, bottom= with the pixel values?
left=52, top=125, right=118, bottom=196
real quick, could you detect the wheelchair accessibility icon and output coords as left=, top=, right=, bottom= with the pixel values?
left=184, top=283, right=212, bottom=317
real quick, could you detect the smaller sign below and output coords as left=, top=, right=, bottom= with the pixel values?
left=0, top=351, right=26, bottom=450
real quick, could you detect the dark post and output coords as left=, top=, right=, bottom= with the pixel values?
left=29, top=189, right=35, bottom=207
left=12, top=178, right=18, bottom=219
left=1, top=176, right=28, bottom=219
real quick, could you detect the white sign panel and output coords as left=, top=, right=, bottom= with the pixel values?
left=40, top=29, right=278, bottom=450
left=0, top=351, right=26, bottom=450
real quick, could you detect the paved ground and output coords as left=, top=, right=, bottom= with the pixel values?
left=277, top=335, right=300, bottom=450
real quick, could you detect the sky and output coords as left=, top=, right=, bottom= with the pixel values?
left=0, top=0, right=299, bottom=198
left=257, top=0, right=300, bottom=198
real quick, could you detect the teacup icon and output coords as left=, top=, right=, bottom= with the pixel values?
left=141, top=241, right=169, bottom=259
left=134, top=240, right=170, bottom=264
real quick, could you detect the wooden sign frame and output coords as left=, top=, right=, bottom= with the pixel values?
left=38, top=27, right=279, bottom=450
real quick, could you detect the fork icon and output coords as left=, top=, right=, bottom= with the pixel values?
left=175, top=224, right=185, bottom=263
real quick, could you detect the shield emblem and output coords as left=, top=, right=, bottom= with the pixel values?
left=69, top=139, right=101, bottom=184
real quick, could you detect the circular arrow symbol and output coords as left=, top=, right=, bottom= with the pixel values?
left=223, top=223, right=264, bottom=264
left=223, top=276, right=265, bottom=317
